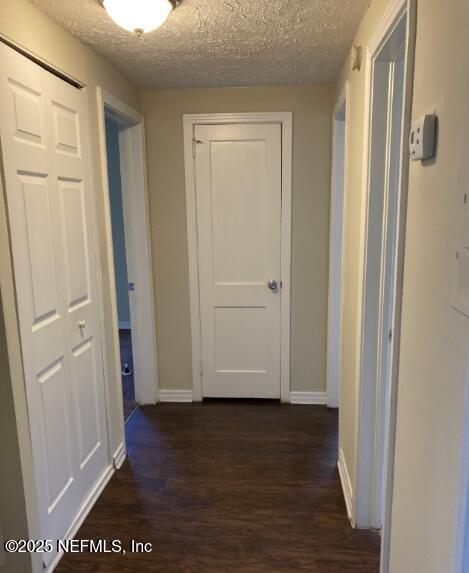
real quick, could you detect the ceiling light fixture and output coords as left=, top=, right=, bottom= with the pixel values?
left=103, top=0, right=174, bottom=36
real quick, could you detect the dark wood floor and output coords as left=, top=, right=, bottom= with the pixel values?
left=57, top=401, right=380, bottom=572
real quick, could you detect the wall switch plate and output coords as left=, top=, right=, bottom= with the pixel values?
left=409, top=114, right=436, bottom=161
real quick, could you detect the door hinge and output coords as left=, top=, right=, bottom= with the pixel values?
left=199, top=359, right=204, bottom=377
left=192, top=138, right=202, bottom=157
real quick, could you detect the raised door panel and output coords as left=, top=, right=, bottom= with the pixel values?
left=37, top=359, right=74, bottom=514
left=20, top=173, right=59, bottom=326
left=70, top=339, right=101, bottom=470
left=51, top=101, right=81, bottom=157
left=214, top=307, right=268, bottom=373
left=210, top=140, right=268, bottom=285
left=58, top=178, right=91, bottom=311
left=9, top=79, right=45, bottom=148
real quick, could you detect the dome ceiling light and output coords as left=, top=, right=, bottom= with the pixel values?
left=102, top=0, right=175, bottom=36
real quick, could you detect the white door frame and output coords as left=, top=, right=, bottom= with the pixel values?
left=327, top=83, right=349, bottom=408
left=183, top=112, right=293, bottom=402
left=97, top=88, right=159, bottom=411
left=454, top=353, right=469, bottom=573
left=352, top=0, right=416, bottom=555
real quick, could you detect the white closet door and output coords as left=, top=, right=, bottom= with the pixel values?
left=0, top=43, right=108, bottom=566
left=194, top=123, right=282, bottom=398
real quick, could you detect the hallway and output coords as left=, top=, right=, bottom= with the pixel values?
left=120, top=329, right=138, bottom=422
left=57, top=402, right=380, bottom=572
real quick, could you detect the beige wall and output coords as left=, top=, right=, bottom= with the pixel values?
left=389, top=0, right=469, bottom=570
left=337, top=0, right=469, bottom=571
left=0, top=2, right=139, bottom=570
left=140, top=85, right=334, bottom=393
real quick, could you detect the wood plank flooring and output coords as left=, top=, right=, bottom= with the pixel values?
left=56, top=401, right=380, bottom=572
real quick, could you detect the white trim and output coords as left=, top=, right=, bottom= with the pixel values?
left=96, top=88, right=127, bottom=464
left=97, top=87, right=159, bottom=407
left=353, top=0, right=404, bottom=525
left=327, top=82, right=350, bottom=408
left=333, top=83, right=348, bottom=119
left=289, top=391, right=327, bottom=405
left=379, top=3, right=416, bottom=569
left=159, top=390, right=194, bottom=403
left=118, top=321, right=131, bottom=330
left=99, top=90, right=142, bottom=124
left=119, top=113, right=158, bottom=405
left=112, top=442, right=126, bottom=470
left=351, top=0, right=416, bottom=551
left=338, top=448, right=354, bottom=522
left=47, top=464, right=115, bottom=572
left=182, top=112, right=293, bottom=403
left=454, top=360, right=469, bottom=573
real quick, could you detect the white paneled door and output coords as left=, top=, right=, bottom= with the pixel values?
left=194, top=123, right=282, bottom=398
left=0, top=44, right=108, bottom=566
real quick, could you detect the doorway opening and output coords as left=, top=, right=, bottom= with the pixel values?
left=97, top=88, right=159, bottom=431
left=327, top=83, right=348, bottom=409
left=104, top=115, right=136, bottom=422
left=351, top=2, right=416, bottom=572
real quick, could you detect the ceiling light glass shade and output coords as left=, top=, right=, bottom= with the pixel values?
left=103, top=0, right=173, bottom=34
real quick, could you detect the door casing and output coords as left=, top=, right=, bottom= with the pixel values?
left=454, top=369, right=469, bottom=573
left=351, top=2, right=416, bottom=573
left=96, top=87, right=159, bottom=418
left=327, top=83, right=349, bottom=409
left=183, top=112, right=293, bottom=402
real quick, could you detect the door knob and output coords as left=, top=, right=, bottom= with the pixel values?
left=78, top=320, right=86, bottom=330
left=267, top=279, right=279, bottom=291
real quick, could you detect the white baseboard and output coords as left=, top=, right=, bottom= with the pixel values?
left=289, top=391, right=327, bottom=405
left=112, top=442, right=126, bottom=469
left=159, top=389, right=193, bottom=403
left=338, top=448, right=354, bottom=522
left=159, top=391, right=325, bottom=404
left=118, top=321, right=131, bottom=330
left=48, top=464, right=115, bottom=572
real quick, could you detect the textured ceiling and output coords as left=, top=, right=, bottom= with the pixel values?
left=30, top=0, right=370, bottom=88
